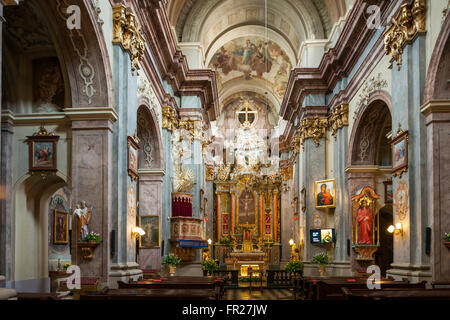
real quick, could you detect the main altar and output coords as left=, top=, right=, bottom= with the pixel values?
left=213, top=174, right=282, bottom=277
left=208, top=100, right=284, bottom=278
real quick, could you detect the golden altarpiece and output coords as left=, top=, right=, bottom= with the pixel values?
left=208, top=101, right=284, bottom=277
left=213, top=174, right=282, bottom=277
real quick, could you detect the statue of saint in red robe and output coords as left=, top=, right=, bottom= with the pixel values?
left=357, top=200, right=373, bottom=244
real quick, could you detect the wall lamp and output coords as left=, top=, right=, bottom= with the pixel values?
left=132, top=226, right=145, bottom=238
left=289, top=239, right=295, bottom=246
left=387, top=223, right=403, bottom=236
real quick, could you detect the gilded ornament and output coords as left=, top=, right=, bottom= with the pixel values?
left=384, top=0, right=426, bottom=70
left=329, top=103, right=349, bottom=139
left=299, top=116, right=328, bottom=149
left=112, top=5, right=146, bottom=74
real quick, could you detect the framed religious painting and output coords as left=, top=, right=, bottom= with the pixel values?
left=27, top=126, right=59, bottom=172
left=315, top=179, right=336, bottom=209
left=127, top=135, right=139, bottom=180
left=383, top=180, right=393, bottom=204
left=53, top=209, right=69, bottom=245
left=391, top=129, right=408, bottom=177
left=139, top=215, right=160, bottom=248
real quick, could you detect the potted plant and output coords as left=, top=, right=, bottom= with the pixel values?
left=63, top=263, right=71, bottom=270
left=201, top=259, right=219, bottom=276
left=443, top=232, right=450, bottom=248
left=78, top=232, right=101, bottom=260
left=285, top=260, right=303, bottom=276
left=312, top=253, right=329, bottom=276
left=81, top=232, right=101, bottom=243
left=162, top=254, right=182, bottom=276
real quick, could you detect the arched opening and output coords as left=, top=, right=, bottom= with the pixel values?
left=13, top=174, right=68, bottom=281
left=136, top=104, right=164, bottom=271
left=348, top=95, right=393, bottom=276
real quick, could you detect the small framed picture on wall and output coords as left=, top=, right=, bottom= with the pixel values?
left=139, top=215, right=161, bottom=249
left=27, top=126, right=59, bottom=172
left=315, top=179, right=336, bottom=209
left=53, top=209, right=69, bottom=245
left=127, top=135, right=139, bottom=180
left=391, top=129, right=408, bottom=177
left=383, top=180, right=393, bottom=204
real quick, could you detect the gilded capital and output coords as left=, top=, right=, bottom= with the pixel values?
left=112, top=5, right=146, bottom=74
left=329, top=103, right=349, bottom=139
left=384, top=0, right=426, bottom=71
left=299, top=116, right=328, bottom=149
left=162, top=106, right=179, bottom=131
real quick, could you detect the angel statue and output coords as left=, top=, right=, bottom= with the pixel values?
left=73, top=201, right=92, bottom=240
left=172, top=146, right=196, bottom=193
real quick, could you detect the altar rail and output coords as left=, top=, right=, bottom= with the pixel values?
left=266, top=270, right=302, bottom=288
left=212, top=270, right=239, bottom=288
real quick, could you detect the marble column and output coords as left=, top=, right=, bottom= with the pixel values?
left=280, top=173, right=293, bottom=262
left=421, top=100, right=450, bottom=282
left=161, top=126, right=173, bottom=258
left=0, top=120, right=13, bottom=280
left=108, top=43, right=141, bottom=287
left=333, top=124, right=352, bottom=275
left=387, top=35, right=431, bottom=282
left=300, top=138, right=327, bottom=264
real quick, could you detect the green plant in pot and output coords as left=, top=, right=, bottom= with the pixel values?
left=312, top=253, right=329, bottom=276
left=201, top=259, right=219, bottom=276
left=162, top=254, right=182, bottom=276
left=285, top=260, right=303, bottom=277
left=443, top=232, right=450, bottom=248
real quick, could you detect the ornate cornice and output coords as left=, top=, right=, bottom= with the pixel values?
left=328, top=103, right=349, bottom=139
left=112, top=4, right=146, bottom=74
left=162, top=106, right=178, bottom=131
left=384, top=0, right=426, bottom=71
left=135, top=0, right=219, bottom=121
left=299, top=116, right=328, bottom=149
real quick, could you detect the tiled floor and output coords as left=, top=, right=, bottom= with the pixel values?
left=225, top=288, right=294, bottom=300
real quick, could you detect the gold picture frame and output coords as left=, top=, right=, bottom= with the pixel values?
left=391, top=129, right=408, bottom=177
left=127, top=135, right=139, bottom=181
left=53, top=209, right=69, bottom=245
left=139, top=215, right=161, bottom=249
left=236, top=188, right=258, bottom=228
left=315, top=179, right=336, bottom=209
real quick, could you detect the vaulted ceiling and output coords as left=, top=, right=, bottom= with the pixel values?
left=167, top=0, right=346, bottom=119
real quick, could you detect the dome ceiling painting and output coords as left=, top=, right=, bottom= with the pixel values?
left=208, top=36, right=292, bottom=102
left=167, top=0, right=346, bottom=122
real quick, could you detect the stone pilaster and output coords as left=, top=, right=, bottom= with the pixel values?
left=0, top=120, right=13, bottom=280
left=71, top=118, right=114, bottom=286
left=421, top=100, right=450, bottom=282
left=108, top=37, right=141, bottom=287
left=137, top=170, right=164, bottom=270
left=386, top=35, right=431, bottom=282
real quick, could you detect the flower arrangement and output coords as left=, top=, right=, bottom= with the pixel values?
left=312, top=252, right=329, bottom=265
left=219, top=236, right=231, bottom=246
left=443, top=232, right=450, bottom=242
left=63, top=263, right=71, bottom=270
left=201, top=259, right=219, bottom=274
left=285, top=260, right=304, bottom=274
left=82, top=232, right=101, bottom=243
left=162, top=254, right=182, bottom=267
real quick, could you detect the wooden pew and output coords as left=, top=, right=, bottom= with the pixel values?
left=299, top=276, right=370, bottom=300
left=342, top=287, right=450, bottom=300
left=81, top=288, right=216, bottom=300
left=313, top=279, right=427, bottom=300
left=118, top=276, right=225, bottom=299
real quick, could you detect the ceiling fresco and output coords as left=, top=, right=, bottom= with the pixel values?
left=208, top=36, right=292, bottom=101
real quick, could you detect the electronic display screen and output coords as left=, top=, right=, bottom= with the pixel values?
left=310, top=228, right=336, bottom=244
